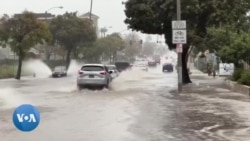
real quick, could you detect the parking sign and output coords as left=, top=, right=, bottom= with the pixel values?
left=172, top=30, right=187, bottom=44
left=172, top=20, right=187, bottom=44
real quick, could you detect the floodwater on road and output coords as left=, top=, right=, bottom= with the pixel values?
left=1, top=63, right=250, bottom=141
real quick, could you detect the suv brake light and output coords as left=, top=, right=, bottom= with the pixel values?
left=100, top=72, right=107, bottom=75
left=78, top=70, right=83, bottom=75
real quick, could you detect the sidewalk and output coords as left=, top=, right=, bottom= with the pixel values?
left=183, top=66, right=233, bottom=94
left=189, top=63, right=226, bottom=84
left=183, top=65, right=250, bottom=96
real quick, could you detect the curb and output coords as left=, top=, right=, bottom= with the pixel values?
left=225, top=79, right=250, bottom=96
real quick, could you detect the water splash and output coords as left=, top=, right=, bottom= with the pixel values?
left=67, top=60, right=83, bottom=76
left=0, top=88, right=31, bottom=109
left=23, top=59, right=52, bottom=78
left=110, top=69, right=149, bottom=91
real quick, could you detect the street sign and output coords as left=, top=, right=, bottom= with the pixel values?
left=172, top=30, right=187, bottom=44
left=211, top=53, right=217, bottom=62
left=176, top=44, right=183, bottom=53
left=172, top=20, right=186, bottom=29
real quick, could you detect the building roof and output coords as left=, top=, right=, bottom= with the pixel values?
left=13, top=13, right=55, bottom=19
left=28, top=48, right=39, bottom=55
left=80, top=12, right=99, bottom=19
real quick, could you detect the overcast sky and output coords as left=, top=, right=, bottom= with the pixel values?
left=0, top=0, right=165, bottom=43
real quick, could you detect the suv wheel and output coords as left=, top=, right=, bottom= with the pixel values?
left=104, top=81, right=109, bottom=89
left=77, top=84, right=83, bottom=90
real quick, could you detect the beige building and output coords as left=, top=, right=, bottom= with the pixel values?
left=79, top=12, right=99, bottom=38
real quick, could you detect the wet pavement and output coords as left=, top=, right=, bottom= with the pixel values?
left=0, top=65, right=250, bottom=141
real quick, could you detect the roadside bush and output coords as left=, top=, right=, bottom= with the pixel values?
left=231, top=68, right=244, bottom=81
left=0, top=65, right=16, bottom=79
left=237, top=70, right=250, bottom=86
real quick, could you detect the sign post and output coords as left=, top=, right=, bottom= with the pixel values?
left=172, top=0, right=186, bottom=93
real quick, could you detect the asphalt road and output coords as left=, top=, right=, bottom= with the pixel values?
left=0, top=65, right=250, bottom=141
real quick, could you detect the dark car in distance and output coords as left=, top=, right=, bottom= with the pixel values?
left=162, top=63, right=174, bottom=72
left=52, top=66, right=67, bottom=77
left=115, top=62, right=131, bottom=72
left=148, top=59, right=157, bottom=67
left=153, top=55, right=161, bottom=64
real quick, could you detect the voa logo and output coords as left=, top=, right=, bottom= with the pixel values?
left=12, top=104, right=40, bottom=132
left=16, top=113, right=37, bottom=123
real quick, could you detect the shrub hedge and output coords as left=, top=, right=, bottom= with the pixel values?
left=231, top=68, right=244, bottom=81
left=237, top=71, right=250, bottom=86
left=232, top=69, right=250, bottom=86
left=0, top=65, right=16, bottom=79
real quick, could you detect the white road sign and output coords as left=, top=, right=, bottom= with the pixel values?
left=172, top=30, right=187, bottom=44
left=172, top=20, right=186, bottom=29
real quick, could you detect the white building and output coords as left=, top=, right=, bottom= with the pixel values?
left=79, top=12, right=100, bottom=38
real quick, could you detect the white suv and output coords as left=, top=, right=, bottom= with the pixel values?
left=77, top=64, right=112, bottom=90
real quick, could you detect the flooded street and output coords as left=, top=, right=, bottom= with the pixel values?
left=1, top=64, right=250, bottom=141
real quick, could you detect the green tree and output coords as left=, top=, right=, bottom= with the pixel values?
left=34, top=43, right=55, bottom=60
left=218, top=32, right=250, bottom=66
left=100, top=27, right=108, bottom=37
left=49, top=12, right=96, bottom=68
left=123, top=32, right=141, bottom=60
left=81, top=42, right=103, bottom=63
left=124, top=0, right=250, bottom=84
left=142, top=36, right=157, bottom=56
left=80, top=33, right=125, bottom=63
left=95, top=33, right=125, bottom=62
left=0, top=12, right=52, bottom=80
left=202, top=26, right=250, bottom=68
left=106, top=33, right=125, bottom=62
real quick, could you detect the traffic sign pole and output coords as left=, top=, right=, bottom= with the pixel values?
left=172, top=0, right=185, bottom=93
left=177, top=0, right=182, bottom=93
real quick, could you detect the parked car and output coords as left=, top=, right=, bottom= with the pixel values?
left=77, top=64, right=112, bottom=90
left=106, top=65, right=119, bottom=79
left=162, top=63, right=174, bottom=72
left=52, top=66, right=67, bottom=77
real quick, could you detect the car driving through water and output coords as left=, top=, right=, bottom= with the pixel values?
left=147, top=58, right=157, bottom=67
left=162, top=63, right=174, bottom=72
left=77, top=64, right=112, bottom=90
left=51, top=66, right=67, bottom=78
left=115, top=62, right=131, bottom=72
left=153, top=55, right=161, bottom=64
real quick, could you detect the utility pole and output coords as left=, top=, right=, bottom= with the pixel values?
left=89, top=0, right=93, bottom=20
left=177, top=0, right=182, bottom=92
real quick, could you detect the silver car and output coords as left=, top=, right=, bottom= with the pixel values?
left=77, top=64, right=112, bottom=89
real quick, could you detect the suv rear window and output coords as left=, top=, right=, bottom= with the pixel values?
left=81, top=66, right=104, bottom=71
